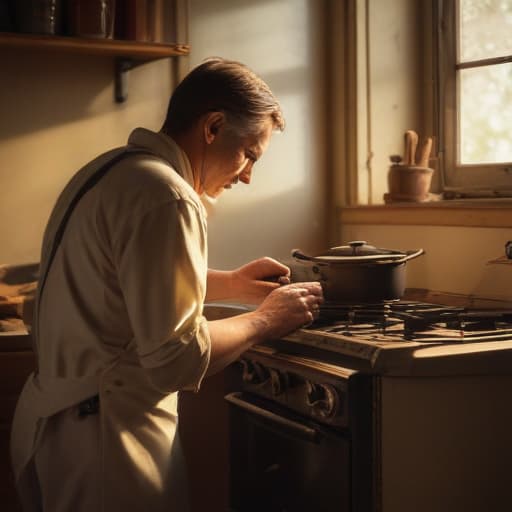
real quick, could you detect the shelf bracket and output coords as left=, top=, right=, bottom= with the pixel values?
left=114, top=54, right=177, bottom=103
left=115, top=57, right=145, bottom=103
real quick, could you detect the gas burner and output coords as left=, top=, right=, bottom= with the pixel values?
left=318, top=300, right=395, bottom=318
left=313, top=300, right=398, bottom=336
left=320, top=300, right=399, bottom=311
left=395, top=306, right=512, bottom=339
left=310, top=301, right=512, bottom=343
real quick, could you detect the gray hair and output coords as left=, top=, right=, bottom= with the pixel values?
left=162, top=57, right=285, bottom=138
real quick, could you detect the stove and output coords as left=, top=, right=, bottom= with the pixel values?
left=225, top=299, right=512, bottom=512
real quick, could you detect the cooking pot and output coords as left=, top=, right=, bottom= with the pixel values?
left=290, top=241, right=424, bottom=303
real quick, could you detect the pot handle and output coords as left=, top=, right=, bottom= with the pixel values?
left=291, top=249, right=329, bottom=264
left=291, top=249, right=315, bottom=262
left=382, top=248, right=425, bottom=264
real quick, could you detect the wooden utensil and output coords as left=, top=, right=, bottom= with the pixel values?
left=418, top=136, right=433, bottom=167
left=403, top=130, right=418, bottom=166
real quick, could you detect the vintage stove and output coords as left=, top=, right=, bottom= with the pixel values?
left=225, top=300, right=512, bottom=512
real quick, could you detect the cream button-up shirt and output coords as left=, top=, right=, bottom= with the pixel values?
left=11, top=128, right=211, bottom=510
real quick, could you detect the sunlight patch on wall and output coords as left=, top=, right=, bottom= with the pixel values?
left=190, top=0, right=310, bottom=76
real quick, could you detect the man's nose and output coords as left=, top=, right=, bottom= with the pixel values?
left=239, top=166, right=252, bottom=184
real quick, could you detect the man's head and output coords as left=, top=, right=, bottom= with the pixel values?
left=162, top=57, right=285, bottom=139
left=161, top=58, right=285, bottom=198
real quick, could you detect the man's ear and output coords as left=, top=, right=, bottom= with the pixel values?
left=204, top=111, right=225, bottom=144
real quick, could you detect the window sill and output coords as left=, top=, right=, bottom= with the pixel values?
left=339, top=200, right=512, bottom=228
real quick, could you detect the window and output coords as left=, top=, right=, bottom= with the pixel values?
left=437, top=0, right=512, bottom=197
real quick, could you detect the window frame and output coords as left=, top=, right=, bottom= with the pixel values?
left=436, top=0, right=512, bottom=198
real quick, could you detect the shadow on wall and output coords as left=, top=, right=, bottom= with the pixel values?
left=0, top=48, right=126, bottom=141
left=206, top=183, right=326, bottom=269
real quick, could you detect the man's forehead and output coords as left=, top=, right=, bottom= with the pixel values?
left=251, top=123, right=273, bottom=155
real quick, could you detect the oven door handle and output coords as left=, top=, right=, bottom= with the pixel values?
left=224, top=392, right=319, bottom=442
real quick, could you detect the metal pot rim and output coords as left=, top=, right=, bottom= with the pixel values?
left=292, top=248, right=424, bottom=265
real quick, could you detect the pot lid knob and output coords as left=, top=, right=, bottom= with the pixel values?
left=348, top=240, right=367, bottom=255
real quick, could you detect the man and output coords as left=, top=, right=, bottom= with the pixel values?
left=11, top=57, right=323, bottom=511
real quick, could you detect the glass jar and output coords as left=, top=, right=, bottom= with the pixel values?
left=66, top=0, right=115, bottom=39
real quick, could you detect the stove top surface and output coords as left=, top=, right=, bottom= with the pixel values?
left=276, top=301, right=512, bottom=375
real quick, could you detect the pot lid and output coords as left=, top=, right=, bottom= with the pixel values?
left=318, top=241, right=406, bottom=258
left=291, top=242, right=424, bottom=264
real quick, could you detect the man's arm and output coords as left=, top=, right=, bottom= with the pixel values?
left=206, top=257, right=291, bottom=304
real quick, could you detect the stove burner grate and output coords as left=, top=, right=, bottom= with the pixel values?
left=310, top=301, right=512, bottom=343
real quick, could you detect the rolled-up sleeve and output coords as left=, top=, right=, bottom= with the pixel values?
left=114, top=198, right=210, bottom=393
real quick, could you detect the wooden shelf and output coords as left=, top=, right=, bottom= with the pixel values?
left=0, top=31, right=190, bottom=60
left=0, top=31, right=190, bottom=102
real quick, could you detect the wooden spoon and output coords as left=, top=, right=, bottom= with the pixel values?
left=403, top=130, right=419, bottom=166
left=418, top=136, right=433, bottom=167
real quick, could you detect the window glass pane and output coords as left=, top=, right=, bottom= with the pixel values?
left=460, top=0, right=512, bottom=61
left=459, top=63, right=512, bottom=164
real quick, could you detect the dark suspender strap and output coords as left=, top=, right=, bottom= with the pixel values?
left=48, top=151, right=150, bottom=276
left=32, top=149, right=158, bottom=357
left=78, top=395, right=100, bottom=417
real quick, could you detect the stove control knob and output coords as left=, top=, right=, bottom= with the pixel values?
left=269, top=368, right=288, bottom=396
left=240, top=359, right=269, bottom=385
left=305, top=381, right=339, bottom=418
left=240, top=359, right=257, bottom=383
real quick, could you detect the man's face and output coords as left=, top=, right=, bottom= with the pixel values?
left=201, top=118, right=274, bottom=198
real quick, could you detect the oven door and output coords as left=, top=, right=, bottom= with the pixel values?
left=225, top=391, right=351, bottom=512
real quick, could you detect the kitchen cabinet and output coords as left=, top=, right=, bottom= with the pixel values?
left=0, top=335, right=35, bottom=512
left=178, top=304, right=248, bottom=512
left=179, top=371, right=234, bottom=512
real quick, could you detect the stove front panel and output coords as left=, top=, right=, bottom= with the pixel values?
left=226, top=351, right=376, bottom=512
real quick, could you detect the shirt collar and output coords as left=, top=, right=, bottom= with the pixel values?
left=127, top=127, right=195, bottom=188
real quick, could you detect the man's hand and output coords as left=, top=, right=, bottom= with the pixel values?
left=252, top=281, right=324, bottom=338
left=231, top=257, right=291, bottom=304
left=205, top=281, right=324, bottom=375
